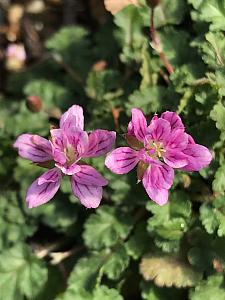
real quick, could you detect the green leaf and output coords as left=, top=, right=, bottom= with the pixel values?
left=213, top=164, right=225, bottom=193
left=92, top=286, right=123, bottom=300
left=59, top=251, right=127, bottom=299
left=199, top=197, right=225, bottom=237
left=24, top=79, right=72, bottom=110
left=126, top=86, right=166, bottom=115
left=125, top=222, right=152, bottom=260
left=190, top=275, right=225, bottom=300
left=6, top=103, right=49, bottom=136
left=100, top=244, right=130, bottom=280
left=141, top=281, right=184, bottom=300
left=153, top=0, right=188, bottom=28
left=140, top=255, right=202, bottom=288
left=159, top=28, right=196, bottom=66
left=188, top=247, right=215, bottom=273
left=200, top=203, right=219, bottom=234
left=45, top=26, right=93, bottom=78
left=65, top=254, right=103, bottom=296
left=194, top=32, right=225, bottom=69
left=0, top=191, right=36, bottom=250
left=114, top=5, right=146, bottom=63
left=0, top=244, right=48, bottom=299
left=85, top=69, right=121, bottom=101
left=83, top=205, right=132, bottom=250
left=146, top=191, right=192, bottom=252
left=198, top=0, right=225, bottom=31
left=210, top=102, right=225, bottom=131
left=58, top=285, right=123, bottom=300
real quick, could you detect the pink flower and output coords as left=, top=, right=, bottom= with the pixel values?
left=14, top=105, right=116, bottom=209
left=6, top=43, right=26, bottom=61
left=105, top=109, right=212, bottom=206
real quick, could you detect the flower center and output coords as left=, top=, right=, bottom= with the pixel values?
left=147, top=141, right=166, bottom=159
left=65, top=145, right=77, bottom=165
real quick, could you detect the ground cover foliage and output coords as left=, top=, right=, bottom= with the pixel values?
left=1, top=0, right=225, bottom=299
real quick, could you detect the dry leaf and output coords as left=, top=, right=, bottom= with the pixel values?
left=140, top=255, right=202, bottom=288
left=104, top=0, right=139, bottom=15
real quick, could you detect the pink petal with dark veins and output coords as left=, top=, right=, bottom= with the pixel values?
left=14, top=134, right=53, bottom=162
left=105, top=147, right=139, bottom=174
left=26, top=168, right=61, bottom=208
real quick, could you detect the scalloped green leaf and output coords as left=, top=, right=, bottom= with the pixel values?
left=0, top=244, right=47, bottom=299
left=83, top=205, right=132, bottom=250
left=190, top=275, right=225, bottom=300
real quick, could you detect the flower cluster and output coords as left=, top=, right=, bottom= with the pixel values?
left=14, top=105, right=212, bottom=208
left=105, top=109, right=212, bottom=205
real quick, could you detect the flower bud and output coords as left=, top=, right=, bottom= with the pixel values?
left=146, top=0, right=160, bottom=8
left=26, top=95, right=43, bottom=113
left=92, top=60, right=107, bottom=72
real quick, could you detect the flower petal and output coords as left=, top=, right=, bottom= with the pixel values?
left=105, top=147, right=139, bottom=174
left=37, top=168, right=62, bottom=185
left=14, top=134, right=52, bottom=162
left=60, top=105, right=84, bottom=131
left=149, top=118, right=171, bottom=143
left=129, top=108, right=147, bottom=141
left=71, top=178, right=103, bottom=208
left=142, top=163, right=174, bottom=190
left=73, top=165, right=108, bottom=186
left=143, top=184, right=169, bottom=206
left=161, top=111, right=184, bottom=131
left=182, top=144, right=213, bottom=171
left=66, top=128, right=89, bottom=157
left=50, top=129, right=67, bottom=164
left=26, top=168, right=61, bottom=208
left=164, top=149, right=188, bottom=168
left=85, top=130, right=116, bottom=157
left=165, top=129, right=188, bottom=150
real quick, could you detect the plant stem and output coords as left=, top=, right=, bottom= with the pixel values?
left=150, top=8, right=174, bottom=75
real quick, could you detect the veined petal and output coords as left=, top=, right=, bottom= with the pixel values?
left=26, top=168, right=61, bottom=208
left=143, top=183, right=169, bottom=206
left=85, top=130, right=116, bottom=157
left=182, top=144, right=213, bottom=171
left=161, top=111, right=184, bottom=131
left=66, top=127, right=89, bottom=158
left=129, top=108, right=147, bottom=141
left=73, top=165, right=108, bottom=186
left=60, top=105, right=84, bottom=131
left=71, top=178, right=103, bottom=208
left=105, top=147, right=139, bottom=174
left=164, top=149, right=188, bottom=168
left=142, top=163, right=174, bottom=190
left=38, top=168, right=62, bottom=185
left=50, top=129, right=67, bottom=150
left=165, top=129, right=188, bottom=150
left=187, top=134, right=195, bottom=144
left=128, top=121, right=135, bottom=137
left=14, top=134, right=52, bottom=162
left=50, top=129, right=67, bottom=164
left=149, top=118, right=171, bottom=143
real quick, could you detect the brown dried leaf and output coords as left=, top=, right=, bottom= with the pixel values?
left=140, top=255, right=202, bottom=288
left=104, top=0, right=139, bottom=15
